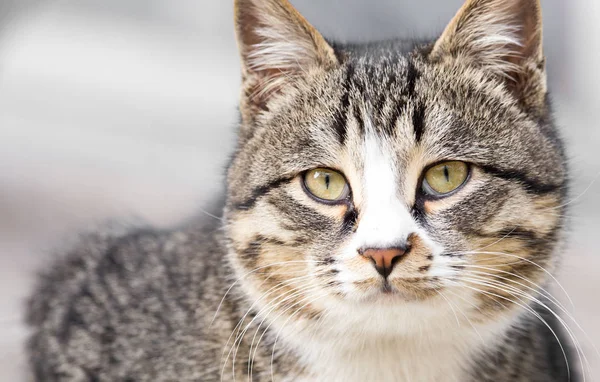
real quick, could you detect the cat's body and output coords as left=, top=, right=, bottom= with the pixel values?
left=27, top=0, right=577, bottom=381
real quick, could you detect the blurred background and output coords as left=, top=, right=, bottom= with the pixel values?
left=0, top=0, right=597, bottom=379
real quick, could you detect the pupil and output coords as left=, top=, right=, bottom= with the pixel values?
left=443, top=166, right=450, bottom=182
left=325, top=174, right=330, bottom=189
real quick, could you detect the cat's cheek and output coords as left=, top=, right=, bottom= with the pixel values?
left=227, top=209, right=297, bottom=245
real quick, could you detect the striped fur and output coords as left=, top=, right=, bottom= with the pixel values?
left=26, top=0, right=576, bottom=381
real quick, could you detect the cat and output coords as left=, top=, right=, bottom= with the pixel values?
left=26, top=0, right=577, bottom=381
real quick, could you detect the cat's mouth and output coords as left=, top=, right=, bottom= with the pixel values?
left=353, top=276, right=441, bottom=302
left=370, top=283, right=418, bottom=302
left=381, top=281, right=394, bottom=294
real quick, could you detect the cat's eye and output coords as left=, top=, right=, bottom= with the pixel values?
left=422, top=161, right=469, bottom=197
left=303, top=168, right=349, bottom=203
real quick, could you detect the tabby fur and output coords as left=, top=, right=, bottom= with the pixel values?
left=27, top=0, right=576, bottom=380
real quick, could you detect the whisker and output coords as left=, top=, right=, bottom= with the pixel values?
left=198, top=207, right=225, bottom=222
left=456, top=265, right=569, bottom=314
left=459, top=267, right=598, bottom=359
left=443, top=288, right=487, bottom=317
left=245, top=282, right=323, bottom=379
left=268, top=292, right=329, bottom=382
left=219, top=271, right=318, bottom=377
left=449, top=280, right=576, bottom=381
left=435, top=289, right=461, bottom=327
left=437, top=289, right=485, bottom=344
left=211, top=259, right=324, bottom=327
left=541, top=170, right=600, bottom=212
left=460, top=273, right=596, bottom=379
left=451, top=250, right=575, bottom=308
left=220, top=274, right=323, bottom=381
left=246, top=286, right=324, bottom=380
left=468, top=226, right=520, bottom=253
left=228, top=283, right=322, bottom=379
left=458, top=277, right=590, bottom=381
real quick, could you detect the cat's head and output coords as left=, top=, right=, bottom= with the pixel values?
left=224, top=0, right=566, bottom=334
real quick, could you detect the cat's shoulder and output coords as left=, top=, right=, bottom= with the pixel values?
left=27, top=222, right=220, bottom=322
left=25, top=220, right=226, bottom=380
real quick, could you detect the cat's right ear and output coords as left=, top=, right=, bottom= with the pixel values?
left=234, top=0, right=338, bottom=122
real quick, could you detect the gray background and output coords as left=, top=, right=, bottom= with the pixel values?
left=0, top=0, right=598, bottom=380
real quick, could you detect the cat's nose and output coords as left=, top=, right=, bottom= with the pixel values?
left=360, top=246, right=409, bottom=278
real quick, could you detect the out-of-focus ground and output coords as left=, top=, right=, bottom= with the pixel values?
left=0, top=0, right=598, bottom=380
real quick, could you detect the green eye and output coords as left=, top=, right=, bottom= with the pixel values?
left=303, top=168, right=349, bottom=203
left=422, top=161, right=469, bottom=196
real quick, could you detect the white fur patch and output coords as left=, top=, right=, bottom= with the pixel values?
left=354, top=131, right=416, bottom=250
left=274, top=293, right=515, bottom=382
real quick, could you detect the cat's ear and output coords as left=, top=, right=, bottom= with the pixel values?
left=234, top=0, right=338, bottom=119
left=431, top=0, right=546, bottom=104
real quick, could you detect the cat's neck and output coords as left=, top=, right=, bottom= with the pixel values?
left=267, top=295, right=516, bottom=382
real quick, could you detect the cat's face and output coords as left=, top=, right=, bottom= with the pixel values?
left=225, top=0, right=566, bottom=331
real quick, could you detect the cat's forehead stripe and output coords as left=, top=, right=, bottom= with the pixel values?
left=339, top=55, right=426, bottom=144
left=332, top=62, right=356, bottom=146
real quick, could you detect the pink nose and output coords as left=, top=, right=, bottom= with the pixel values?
left=360, top=247, right=408, bottom=278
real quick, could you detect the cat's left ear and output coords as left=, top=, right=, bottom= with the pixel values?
left=234, top=0, right=338, bottom=121
left=431, top=0, right=546, bottom=106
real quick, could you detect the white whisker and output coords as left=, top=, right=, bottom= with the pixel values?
left=211, top=260, right=323, bottom=327
left=457, top=276, right=590, bottom=381
left=449, top=280, right=575, bottom=381
left=437, top=289, right=485, bottom=344
left=268, top=292, right=329, bottom=382
left=451, top=250, right=575, bottom=308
